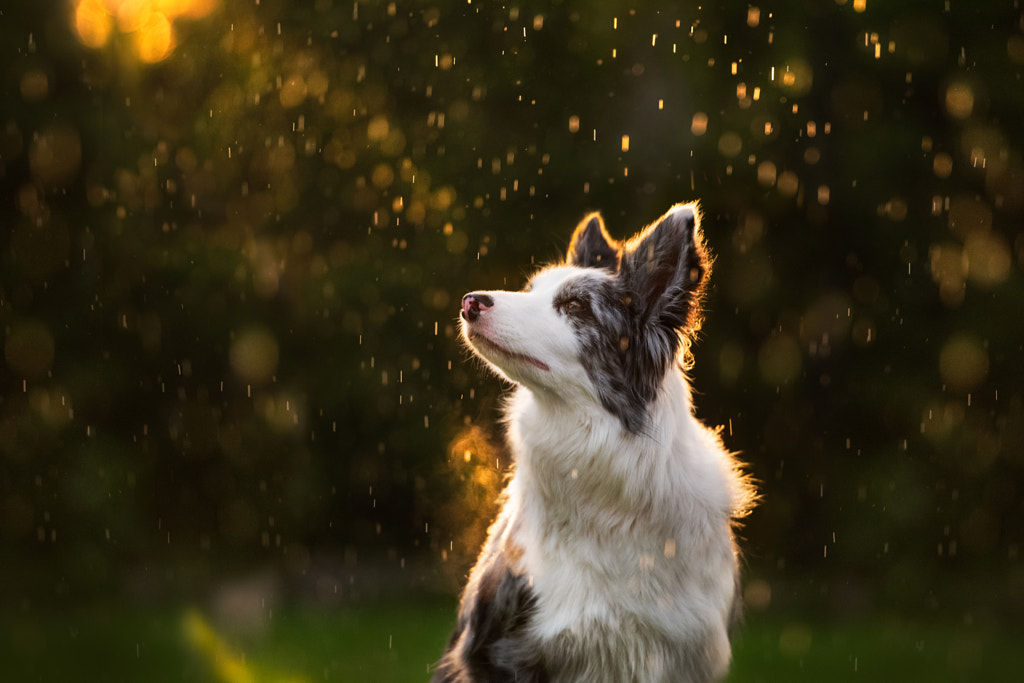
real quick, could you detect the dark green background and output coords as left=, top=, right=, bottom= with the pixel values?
left=2, top=0, right=1022, bottom=679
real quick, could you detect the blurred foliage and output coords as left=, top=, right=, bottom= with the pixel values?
left=0, top=0, right=1022, bottom=630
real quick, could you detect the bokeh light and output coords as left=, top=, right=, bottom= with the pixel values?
left=718, top=131, right=743, bottom=157
left=133, top=9, right=174, bottom=63
left=944, top=81, right=975, bottom=120
left=73, top=0, right=218, bottom=62
left=939, top=333, right=989, bottom=392
left=964, top=231, right=1011, bottom=288
left=75, top=0, right=113, bottom=48
left=777, top=58, right=813, bottom=96
left=229, top=326, right=280, bottom=384
left=691, top=111, right=708, bottom=136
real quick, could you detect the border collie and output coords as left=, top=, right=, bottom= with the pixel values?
left=433, top=203, right=756, bottom=683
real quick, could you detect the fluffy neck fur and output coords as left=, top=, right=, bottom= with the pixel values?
left=507, top=366, right=736, bottom=521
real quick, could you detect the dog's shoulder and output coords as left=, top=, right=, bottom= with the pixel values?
left=432, top=514, right=548, bottom=683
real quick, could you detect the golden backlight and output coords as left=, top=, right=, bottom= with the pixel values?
left=74, top=0, right=217, bottom=63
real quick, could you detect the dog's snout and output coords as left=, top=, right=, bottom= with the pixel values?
left=461, top=293, right=494, bottom=322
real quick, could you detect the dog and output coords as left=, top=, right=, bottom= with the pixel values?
left=433, top=203, right=756, bottom=683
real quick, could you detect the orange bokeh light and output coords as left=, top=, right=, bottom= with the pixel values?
left=73, top=0, right=217, bottom=63
left=75, top=0, right=114, bottom=48
left=134, top=9, right=174, bottom=63
left=157, top=0, right=218, bottom=19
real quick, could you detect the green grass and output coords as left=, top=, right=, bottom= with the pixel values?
left=1, top=598, right=454, bottom=683
left=728, top=615, right=1019, bottom=682
left=2, top=599, right=1020, bottom=682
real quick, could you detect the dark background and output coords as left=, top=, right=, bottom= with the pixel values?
left=2, top=0, right=1022, bottom=647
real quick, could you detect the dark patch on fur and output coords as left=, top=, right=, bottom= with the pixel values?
left=552, top=274, right=646, bottom=433
left=432, top=516, right=548, bottom=683
left=560, top=205, right=709, bottom=433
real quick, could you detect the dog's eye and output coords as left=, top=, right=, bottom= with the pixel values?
left=564, top=297, right=588, bottom=313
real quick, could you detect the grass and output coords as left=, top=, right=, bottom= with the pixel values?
left=728, top=615, right=1018, bottom=683
left=2, top=598, right=455, bottom=683
left=2, top=598, right=1020, bottom=682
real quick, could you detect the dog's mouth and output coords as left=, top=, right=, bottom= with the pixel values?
left=468, top=330, right=550, bottom=372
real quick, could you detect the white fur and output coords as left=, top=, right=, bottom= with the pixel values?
left=459, top=264, right=751, bottom=682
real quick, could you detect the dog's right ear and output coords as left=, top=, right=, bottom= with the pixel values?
left=619, top=202, right=708, bottom=335
left=567, top=213, right=620, bottom=270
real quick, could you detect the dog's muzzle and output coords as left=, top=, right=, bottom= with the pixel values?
left=461, top=293, right=494, bottom=322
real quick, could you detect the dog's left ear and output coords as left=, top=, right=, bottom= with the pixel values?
left=567, top=213, right=620, bottom=270
left=620, top=203, right=709, bottom=332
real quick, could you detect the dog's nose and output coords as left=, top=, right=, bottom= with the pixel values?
left=461, top=293, right=494, bottom=322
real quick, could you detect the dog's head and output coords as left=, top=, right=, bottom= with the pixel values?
left=460, top=203, right=710, bottom=433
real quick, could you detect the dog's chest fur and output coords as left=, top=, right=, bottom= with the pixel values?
left=506, top=378, right=739, bottom=682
